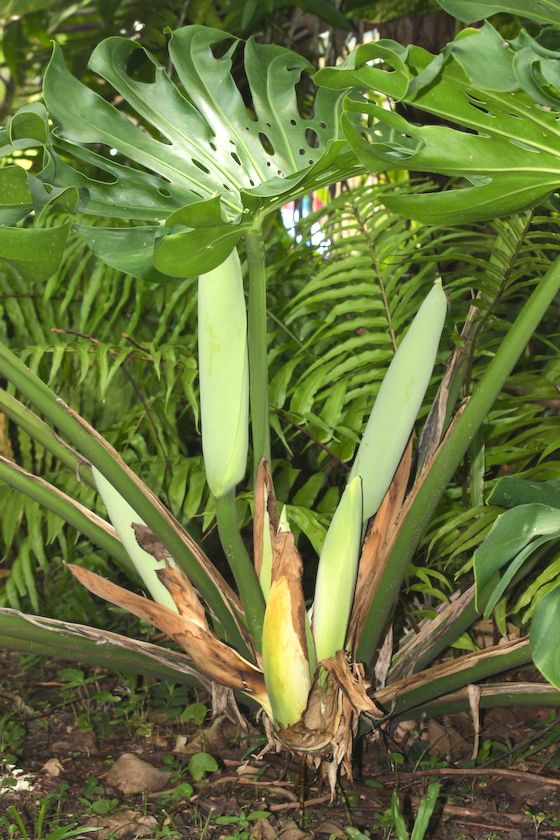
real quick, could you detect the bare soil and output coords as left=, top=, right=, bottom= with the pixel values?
left=1, top=648, right=560, bottom=839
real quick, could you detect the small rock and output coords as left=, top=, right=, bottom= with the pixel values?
left=41, top=758, right=64, bottom=777
left=105, top=753, right=171, bottom=794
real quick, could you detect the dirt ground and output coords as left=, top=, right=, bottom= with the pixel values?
left=1, top=648, right=560, bottom=839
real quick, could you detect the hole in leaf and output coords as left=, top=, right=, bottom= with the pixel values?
left=320, top=121, right=327, bottom=129
left=210, top=37, right=236, bottom=59
left=85, top=161, right=118, bottom=183
left=222, top=183, right=233, bottom=191
left=290, top=119, right=297, bottom=126
left=249, top=179, right=255, bottom=186
left=231, top=151, right=242, bottom=165
left=258, top=133, right=274, bottom=155
left=305, top=128, right=319, bottom=148
left=125, top=47, right=156, bottom=83
left=192, top=159, right=210, bottom=174
left=299, top=148, right=305, bottom=155
left=509, top=138, right=541, bottom=153
left=470, top=101, right=494, bottom=116
left=209, top=141, right=217, bottom=152
left=143, top=125, right=173, bottom=145
left=158, top=188, right=172, bottom=197
left=295, top=71, right=314, bottom=115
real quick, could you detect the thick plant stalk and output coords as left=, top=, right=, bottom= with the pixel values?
left=198, top=248, right=265, bottom=644
left=357, top=255, right=560, bottom=665
left=262, top=525, right=311, bottom=727
left=93, top=466, right=179, bottom=613
left=312, top=475, right=363, bottom=662
left=245, top=230, right=271, bottom=475
left=0, top=608, right=207, bottom=688
left=198, top=248, right=249, bottom=499
left=349, top=279, right=447, bottom=523
left=375, top=638, right=532, bottom=718
left=215, top=490, right=265, bottom=647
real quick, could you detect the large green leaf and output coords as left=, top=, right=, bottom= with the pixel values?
left=474, top=504, right=560, bottom=615
left=42, top=25, right=358, bottom=279
left=316, top=28, right=560, bottom=223
left=0, top=104, right=76, bottom=280
left=0, top=165, right=33, bottom=224
left=437, top=0, right=560, bottom=26
left=489, top=476, right=560, bottom=510
left=532, top=585, right=560, bottom=688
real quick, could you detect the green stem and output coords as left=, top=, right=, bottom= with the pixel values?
left=0, top=343, right=247, bottom=654
left=377, top=641, right=532, bottom=718
left=0, top=388, right=94, bottom=487
left=215, top=490, right=265, bottom=649
left=245, top=229, right=271, bottom=477
left=356, top=255, right=560, bottom=666
left=0, top=457, right=135, bottom=579
left=395, top=683, right=560, bottom=720
left=0, top=609, right=202, bottom=689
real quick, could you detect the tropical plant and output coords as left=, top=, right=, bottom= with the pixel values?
left=315, top=0, right=560, bottom=224
left=1, top=7, right=560, bottom=790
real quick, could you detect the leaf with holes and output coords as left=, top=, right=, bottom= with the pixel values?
left=42, top=25, right=356, bottom=279
left=316, top=29, right=560, bottom=224
left=0, top=104, right=76, bottom=281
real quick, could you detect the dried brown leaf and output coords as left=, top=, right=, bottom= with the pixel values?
left=417, top=303, right=480, bottom=471
left=253, top=459, right=278, bottom=578
left=389, top=584, right=475, bottom=682
left=67, top=564, right=269, bottom=709
left=349, top=440, right=412, bottom=647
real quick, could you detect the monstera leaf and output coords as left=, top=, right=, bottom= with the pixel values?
left=437, top=0, right=560, bottom=26
left=316, top=23, right=560, bottom=224
left=40, top=25, right=359, bottom=279
left=0, top=103, right=76, bottom=281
